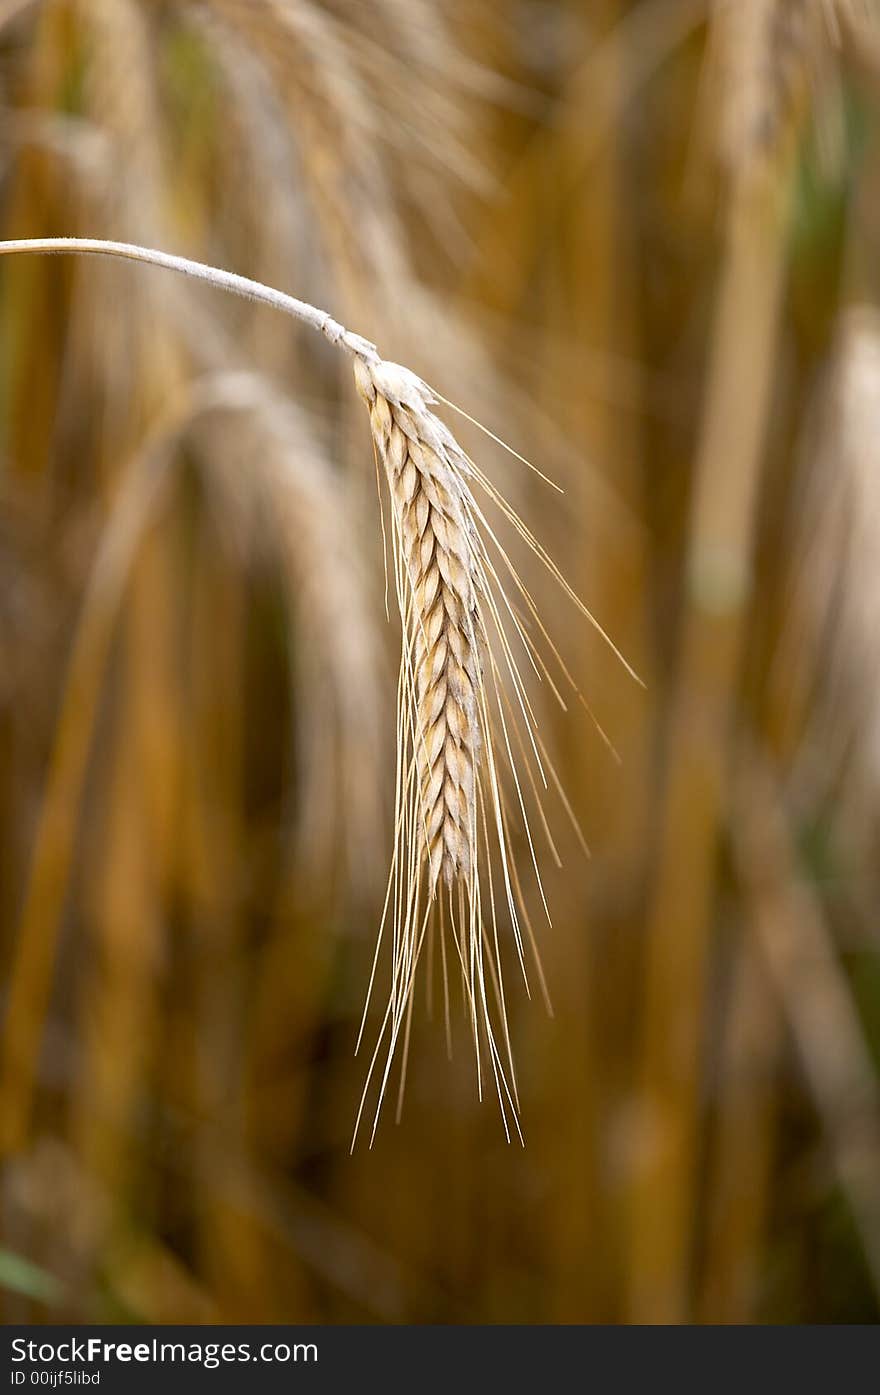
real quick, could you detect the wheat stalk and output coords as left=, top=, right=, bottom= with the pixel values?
left=787, top=307, right=880, bottom=824
left=0, top=236, right=638, bottom=1143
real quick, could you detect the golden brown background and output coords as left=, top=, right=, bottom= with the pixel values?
left=2, top=0, right=880, bottom=1324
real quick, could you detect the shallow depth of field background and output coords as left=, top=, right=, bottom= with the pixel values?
left=2, top=0, right=880, bottom=1324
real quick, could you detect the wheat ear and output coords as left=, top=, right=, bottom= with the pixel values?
left=354, top=357, right=481, bottom=890
left=0, top=238, right=638, bottom=1143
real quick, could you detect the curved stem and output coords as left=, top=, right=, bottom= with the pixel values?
left=0, top=237, right=376, bottom=359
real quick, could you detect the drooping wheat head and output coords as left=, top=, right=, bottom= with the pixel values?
left=351, top=353, right=519, bottom=1144
left=0, top=237, right=639, bottom=1147
left=350, top=350, right=639, bottom=1145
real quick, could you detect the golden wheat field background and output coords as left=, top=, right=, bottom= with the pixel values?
left=2, top=0, right=880, bottom=1325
